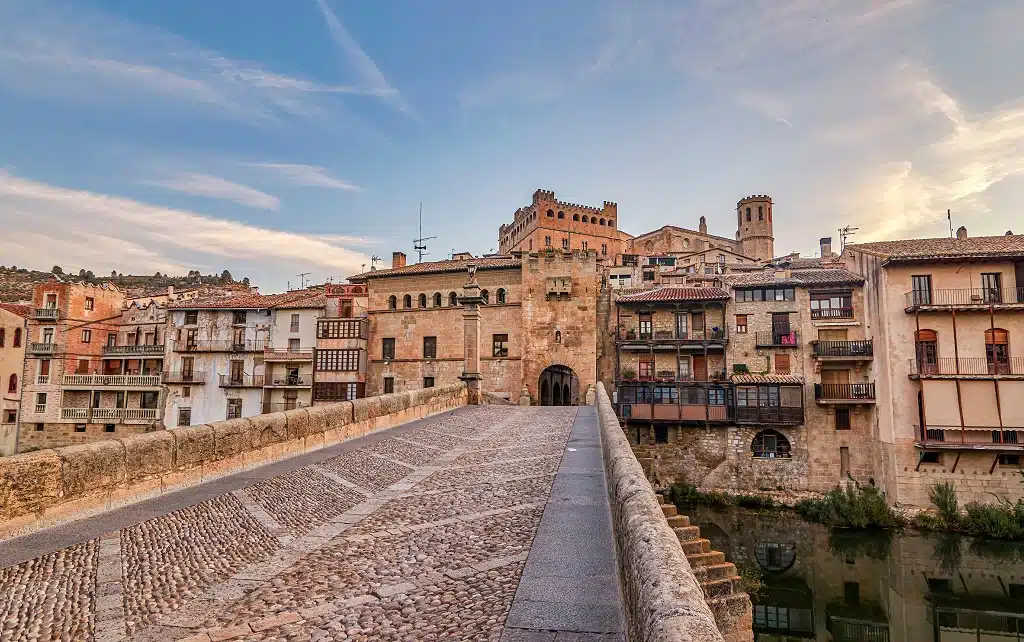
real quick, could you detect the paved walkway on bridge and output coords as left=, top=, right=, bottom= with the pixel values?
left=0, top=405, right=624, bottom=642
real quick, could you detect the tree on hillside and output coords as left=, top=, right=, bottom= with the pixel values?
left=242, top=277, right=250, bottom=286
left=79, top=269, right=86, bottom=278
left=111, top=270, right=117, bottom=278
left=84, top=270, right=95, bottom=280
left=52, top=266, right=63, bottom=275
left=220, top=269, right=233, bottom=283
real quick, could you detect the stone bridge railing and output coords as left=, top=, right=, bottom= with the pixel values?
left=597, top=383, right=751, bottom=642
left=0, top=384, right=468, bottom=540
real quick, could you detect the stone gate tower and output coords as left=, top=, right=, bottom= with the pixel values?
left=736, top=194, right=775, bottom=262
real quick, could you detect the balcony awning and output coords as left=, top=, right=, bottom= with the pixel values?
left=731, top=374, right=804, bottom=385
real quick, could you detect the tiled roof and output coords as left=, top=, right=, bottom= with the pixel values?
left=617, top=286, right=731, bottom=303
left=349, top=256, right=521, bottom=280
left=731, top=374, right=804, bottom=384
left=772, top=256, right=842, bottom=270
left=0, top=303, right=30, bottom=318
left=849, top=234, right=1024, bottom=261
left=274, top=294, right=326, bottom=309
left=169, top=290, right=324, bottom=310
left=723, top=268, right=863, bottom=287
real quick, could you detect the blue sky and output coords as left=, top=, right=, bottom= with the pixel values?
left=0, top=0, right=1021, bottom=292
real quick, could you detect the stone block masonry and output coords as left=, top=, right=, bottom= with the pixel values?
left=0, top=383, right=468, bottom=540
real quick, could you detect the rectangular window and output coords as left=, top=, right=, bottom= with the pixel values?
left=654, top=426, right=669, bottom=443
left=84, top=297, right=94, bottom=311
left=920, top=452, right=941, bottom=464
left=383, top=377, right=394, bottom=394
left=184, top=311, right=198, bottom=325
left=810, top=292, right=854, bottom=318
left=81, top=329, right=91, bottom=343
left=622, top=255, right=638, bottom=267
left=677, top=357, right=691, bottom=379
left=493, top=334, right=509, bottom=357
left=3, top=409, right=16, bottom=423
left=545, top=236, right=551, bottom=247
left=315, top=349, right=360, bottom=371
left=77, top=359, right=89, bottom=374
left=981, top=272, right=1002, bottom=303
left=185, top=329, right=197, bottom=347
left=226, top=398, right=242, bottom=420
left=638, top=356, right=655, bottom=379
left=999, top=454, right=1021, bottom=466
left=911, top=275, right=932, bottom=305
left=107, top=333, right=117, bottom=346
left=178, top=408, right=191, bottom=426
left=735, top=314, right=747, bottom=334
left=601, top=244, right=607, bottom=255
left=182, top=386, right=190, bottom=398
left=230, top=360, right=244, bottom=383
left=835, top=408, right=851, bottom=430
left=423, top=336, right=437, bottom=359
left=181, top=356, right=195, bottom=377
left=289, top=313, right=300, bottom=332
left=638, top=314, right=652, bottom=339
left=582, top=241, right=588, bottom=251
left=104, top=424, right=116, bottom=433
left=562, top=238, right=569, bottom=250
left=423, top=377, right=435, bottom=388
left=318, top=319, right=364, bottom=339
left=288, top=338, right=301, bottom=351
left=708, top=387, right=726, bottom=405
left=75, top=424, right=86, bottom=433
left=232, top=311, right=247, bottom=325
left=382, top=338, right=395, bottom=360
left=774, top=354, right=790, bottom=374
left=642, top=271, right=655, bottom=281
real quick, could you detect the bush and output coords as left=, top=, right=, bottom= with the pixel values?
left=668, top=483, right=775, bottom=510
left=928, top=482, right=961, bottom=527
left=962, top=501, right=1024, bottom=540
left=795, top=486, right=903, bottom=529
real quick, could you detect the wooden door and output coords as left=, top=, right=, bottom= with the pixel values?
left=693, top=355, right=708, bottom=381
left=821, top=369, right=850, bottom=385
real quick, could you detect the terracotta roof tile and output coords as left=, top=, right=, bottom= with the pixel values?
left=0, top=303, right=31, bottom=318
left=617, top=286, right=731, bottom=303
left=169, top=290, right=324, bottom=310
left=723, top=268, right=863, bottom=287
left=731, top=373, right=804, bottom=384
left=350, top=256, right=521, bottom=280
left=849, top=234, right=1024, bottom=261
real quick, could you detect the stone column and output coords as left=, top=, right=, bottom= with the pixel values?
left=458, top=264, right=484, bottom=404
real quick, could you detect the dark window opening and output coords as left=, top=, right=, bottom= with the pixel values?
left=654, top=426, right=668, bottom=443
left=835, top=408, right=851, bottom=430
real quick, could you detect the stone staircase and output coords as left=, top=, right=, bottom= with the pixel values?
left=659, top=499, right=754, bottom=642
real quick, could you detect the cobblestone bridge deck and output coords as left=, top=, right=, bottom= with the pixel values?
left=0, top=406, right=626, bottom=642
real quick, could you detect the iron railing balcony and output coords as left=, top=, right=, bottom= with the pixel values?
left=264, top=375, right=312, bottom=387
left=34, top=403, right=46, bottom=414
left=62, top=373, right=162, bottom=387
left=735, top=406, right=804, bottom=425
left=102, top=344, right=166, bottom=357
left=909, top=357, right=1024, bottom=377
left=28, top=342, right=57, bottom=355
left=810, top=307, right=854, bottom=320
left=814, top=383, right=876, bottom=402
left=263, top=347, right=314, bottom=361
left=163, top=371, right=206, bottom=384
left=175, top=340, right=266, bottom=353
left=617, top=328, right=728, bottom=345
left=218, top=374, right=265, bottom=388
left=755, top=331, right=800, bottom=347
left=32, top=307, right=59, bottom=320
left=812, top=340, right=874, bottom=359
left=905, top=287, right=1024, bottom=309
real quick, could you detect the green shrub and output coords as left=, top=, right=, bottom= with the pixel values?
left=735, top=494, right=777, bottom=510
left=795, top=486, right=903, bottom=529
left=668, top=483, right=775, bottom=510
left=928, top=482, right=961, bottom=527
left=961, top=500, right=1024, bottom=540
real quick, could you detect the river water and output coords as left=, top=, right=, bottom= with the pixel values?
left=686, top=506, right=1024, bottom=642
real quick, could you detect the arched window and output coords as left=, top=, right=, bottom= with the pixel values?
left=546, top=209, right=554, bottom=217
left=12, top=328, right=20, bottom=348
left=403, top=294, right=412, bottom=309
left=555, top=330, right=562, bottom=344
left=573, top=213, right=580, bottom=221
left=746, top=207, right=752, bottom=222
left=0, top=328, right=4, bottom=347
left=7, top=373, right=16, bottom=394
left=684, top=238, right=691, bottom=248
left=985, top=329, right=1010, bottom=374
left=581, top=216, right=589, bottom=224
left=433, top=292, right=442, bottom=307
left=600, top=218, right=606, bottom=225
left=481, top=290, right=489, bottom=305
left=449, top=292, right=459, bottom=307
left=557, top=211, right=565, bottom=219
left=754, top=542, right=796, bottom=572
left=915, top=330, right=938, bottom=373
left=608, top=220, right=614, bottom=228
left=418, top=293, right=427, bottom=308
left=758, top=205, right=764, bottom=221
left=496, top=288, right=506, bottom=304
left=388, top=295, right=397, bottom=310
left=751, top=429, right=791, bottom=458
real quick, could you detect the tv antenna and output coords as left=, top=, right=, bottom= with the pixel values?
left=295, top=272, right=311, bottom=289
left=413, top=202, right=436, bottom=263
left=370, top=255, right=380, bottom=271
left=838, top=225, right=859, bottom=253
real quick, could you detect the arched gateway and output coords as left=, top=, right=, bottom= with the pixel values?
left=539, top=365, right=579, bottom=406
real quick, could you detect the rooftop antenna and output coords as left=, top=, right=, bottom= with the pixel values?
left=370, top=255, right=380, bottom=271
left=296, top=272, right=310, bottom=289
left=838, top=225, right=859, bottom=253
left=947, top=209, right=953, bottom=238
left=413, top=202, right=436, bottom=263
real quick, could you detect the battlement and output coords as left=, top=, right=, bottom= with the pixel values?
left=531, top=189, right=610, bottom=214
left=736, top=194, right=773, bottom=206
left=533, top=189, right=556, bottom=203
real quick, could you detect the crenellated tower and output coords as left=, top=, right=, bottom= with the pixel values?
left=736, top=194, right=775, bottom=262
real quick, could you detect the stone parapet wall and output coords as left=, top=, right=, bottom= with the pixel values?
left=0, top=384, right=468, bottom=541
left=595, top=383, right=726, bottom=641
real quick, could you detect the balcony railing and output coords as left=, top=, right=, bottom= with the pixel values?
left=62, top=374, right=162, bottom=387
left=102, top=344, right=166, bottom=357
left=618, top=370, right=729, bottom=383
left=812, top=340, right=874, bottom=358
left=735, top=406, right=804, bottom=424
left=32, top=307, right=59, bottom=320
left=34, top=403, right=46, bottom=414
left=265, top=375, right=312, bottom=387
left=61, top=408, right=160, bottom=422
left=905, top=287, right=1024, bottom=308
left=811, top=308, right=854, bottom=320
left=909, top=357, right=1024, bottom=376
left=175, top=340, right=266, bottom=352
left=263, top=402, right=311, bottom=414
left=219, top=374, right=265, bottom=388
left=163, top=371, right=206, bottom=384
left=618, top=328, right=728, bottom=343
left=815, top=383, right=876, bottom=401
left=35, top=375, right=49, bottom=385
left=755, top=331, right=800, bottom=347
left=264, top=348, right=314, bottom=361
left=61, top=407, right=88, bottom=420
left=615, top=382, right=734, bottom=422
left=29, top=342, right=57, bottom=355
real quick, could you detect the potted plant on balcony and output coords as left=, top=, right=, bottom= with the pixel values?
left=620, top=367, right=636, bottom=381
left=625, top=329, right=637, bottom=341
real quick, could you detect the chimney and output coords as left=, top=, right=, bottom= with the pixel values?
left=956, top=226, right=967, bottom=240
left=699, top=215, right=707, bottom=235
left=819, top=237, right=832, bottom=258
left=392, top=252, right=407, bottom=269
left=167, top=285, right=174, bottom=300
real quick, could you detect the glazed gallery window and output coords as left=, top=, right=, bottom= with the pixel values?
left=492, top=334, right=509, bottom=357
left=751, top=429, right=792, bottom=459
left=735, top=287, right=795, bottom=302
left=316, top=349, right=359, bottom=371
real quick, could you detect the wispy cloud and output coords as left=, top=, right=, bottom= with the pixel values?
left=314, top=0, right=414, bottom=117
left=248, top=163, right=361, bottom=191
left=0, top=2, right=389, bottom=125
left=147, top=173, right=281, bottom=210
left=0, top=171, right=372, bottom=280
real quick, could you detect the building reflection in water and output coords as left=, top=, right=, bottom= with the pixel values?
left=688, top=507, right=1024, bottom=642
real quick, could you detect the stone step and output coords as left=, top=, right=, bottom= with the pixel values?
left=661, top=503, right=678, bottom=518
left=700, top=576, right=744, bottom=599
left=674, top=525, right=702, bottom=542
left=691, top=562, right=738, bottom=583
left=685, top=551, right=726, bottom=567
left=665, top=514, right=690, bottom=528
left=706, top=593, right=754, bottom=639
left=680, top=538, right=712, bottom=556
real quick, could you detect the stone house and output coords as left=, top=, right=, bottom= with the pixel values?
left=0, top=303, right=29, bottom=455
left=312, top=283, right=369, bottom=405
left=262, top=294, right=324, bottom=413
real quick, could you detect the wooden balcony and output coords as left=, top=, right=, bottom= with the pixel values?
left=218, top=374, right=265, bottom=388
left=814, top=383, right=876, bottom=403
left=812, top=340, right=873, bottom=360
left=58, top=408, right=160, bottom=422
left=755, top=331, right=800, bottom=348
left=909, top=357, right=1024, bottom=378
left=810, top=308, right=854, bottom=320
left=264, top=348, right=314, bottom=361
left=615, top=382, right=734, bottom=424
left=905, top=287, right=1024, bottom=311
left=62, top=374, right=162, bottom=388
left=31, top=307, right=59, bottom=320
left=616, top=328, right=728, bottom=350
left=102, top=344, right=166, bottom=357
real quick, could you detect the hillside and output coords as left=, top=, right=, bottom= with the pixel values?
left=0, top=264, right=252, bottom=303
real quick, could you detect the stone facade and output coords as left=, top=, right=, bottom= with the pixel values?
left=0, top=304, right=28, bottom=455
left=498, top=189, right=630, bottom=259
